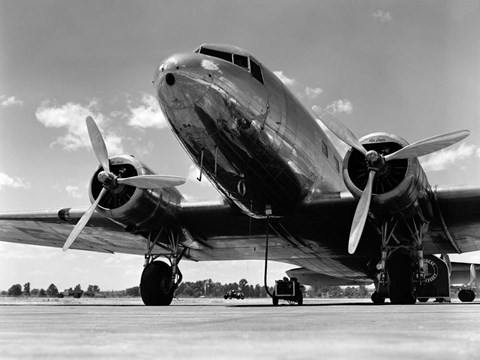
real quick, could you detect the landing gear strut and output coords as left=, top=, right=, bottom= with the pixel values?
left=375, top=216, right=430, bottom=304
left=140, top=228, right=185, bottom=306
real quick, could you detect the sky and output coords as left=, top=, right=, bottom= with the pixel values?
left=1, top=0, right=480, bottom=291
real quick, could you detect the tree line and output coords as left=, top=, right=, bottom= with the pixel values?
left=2, top=282, right=101, bottom=298
left=2, top=280, right=378, bottom=299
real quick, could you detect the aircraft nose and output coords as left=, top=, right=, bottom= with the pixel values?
left=155, top=53, right=214, bottom=109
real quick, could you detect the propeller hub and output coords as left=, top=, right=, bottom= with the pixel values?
left=366, top=150, right=385, bottom=172
left=97, top=171, right=118, bottom=189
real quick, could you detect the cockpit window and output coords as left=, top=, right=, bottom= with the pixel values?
left=196, top=45, right=265, bottom=85
left=250, top=59, right=264, bottom=84
left=233, top=54, right=249, bottom=69
left=199, top=47, right=232, bottom=62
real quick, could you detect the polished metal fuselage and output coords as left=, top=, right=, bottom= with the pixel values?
left=154, top=50, right=345, bottom=217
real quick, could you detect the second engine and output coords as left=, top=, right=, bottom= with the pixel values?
left=342, top=132, right=432, bottom=221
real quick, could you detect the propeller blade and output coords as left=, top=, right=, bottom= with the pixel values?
left=348, top=170, right=375, bottom=254
left=116, top=175, right=186, bottom=189
left=469, top=264, right=477, bottom=287
left=63, top=187, right=108, bottom=251
left=384, top=130, right=470, bottom=162
left=86, top=116, right=110, bottom=173
left=312, top=105, right=367, bottom=156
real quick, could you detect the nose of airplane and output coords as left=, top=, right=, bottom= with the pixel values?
left=155, top=53, right=214, bottom=109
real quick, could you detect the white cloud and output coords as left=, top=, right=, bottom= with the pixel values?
left=127, top=93, right=168, bottom=129
left=65, top=185, right=82, bottom=199
left=305, top=87, right=323, bottom=99
left=372, top=10, right=392, bottom=23
left=419, top=143, right=477, bottom=172
left=129, top=139, right=155, bottom=156
left=35, top=100, right=123, bottom=155
left=274, top=71, right=296, bottom=86
left=0, top=95, right=24, bottom=107
left=326, top=99, right=353, bottom=114
left=0, top=172, right=30, bottom=191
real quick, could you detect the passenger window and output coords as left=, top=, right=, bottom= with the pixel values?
left=250, top=59, right=264, bottom=84
left=322, top=141, right=329, bottom=158
left=200, top=48, right=232, bottom=62
left=234, top=54, right=249, bottom=69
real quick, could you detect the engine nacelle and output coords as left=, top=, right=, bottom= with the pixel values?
left=88, top=155, right=182, bottom=231
left=343, top=133, right=431, bottom=220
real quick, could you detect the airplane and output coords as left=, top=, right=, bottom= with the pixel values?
left=1, top=43, right=479, bottom=306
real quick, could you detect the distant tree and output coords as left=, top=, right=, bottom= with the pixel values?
left=8, top=284, right=22, bottom=296
left=23, top=282, right=31, bottom=296
left=239, top=278, right=248, bottom=294
left=31, top=289, right=40, bottom=296
left=344, top=287, right=358, bottom=298
left=254, top=284, right=262, bottom=297
left=46, top=284, right=59, bottom=297
left=39, top=289, right=46, bottom=297
left=358, top=285, right=369, bottom=298
left=0, top=291, right=7, bottom=296
left=125, top=286, right=140, bottom=297
left=306, top=284, right=318, bottom=298
left=74, top=284, right=82, bottom=292
left=85, top=285, right=100, bottom=297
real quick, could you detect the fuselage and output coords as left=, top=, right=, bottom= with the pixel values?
left=154, top=44, right=345, bottom=217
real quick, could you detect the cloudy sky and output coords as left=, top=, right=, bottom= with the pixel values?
left=1, top=0, right=479, bottom=291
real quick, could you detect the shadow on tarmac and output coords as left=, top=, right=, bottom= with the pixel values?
left=1, top=300, right=478, bottom=307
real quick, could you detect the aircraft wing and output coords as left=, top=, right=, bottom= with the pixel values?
left=1, top=184, right=480, bottom=273
left=430, top=185, right=480, bottom=253
left=0, top=208, right=153, bottom=255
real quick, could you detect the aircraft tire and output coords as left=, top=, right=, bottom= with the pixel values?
left=272, top=296, right=279, bottom=306
left=387, top=253, right=416, bottom=305
left=417, top=297, right=429, bottom=303
left=371, top=291, right=385, bottom=304
left=140, top=261, right=174, bottom=306
left=458, top=289, right=475, bottom=302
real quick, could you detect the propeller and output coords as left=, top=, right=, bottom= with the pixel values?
left=63, top=116, right=186, bottom=251
left=468, top=264, right=477, bottom=288
left=312, top=106, right=469, bottom=254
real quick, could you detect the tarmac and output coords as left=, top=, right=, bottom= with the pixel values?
left=1, top=297, right=480, bottom=359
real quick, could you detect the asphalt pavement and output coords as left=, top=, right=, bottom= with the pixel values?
left=1, top=298, right=479, bottom=359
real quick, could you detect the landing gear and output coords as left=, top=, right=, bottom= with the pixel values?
left=140, top=261, right=175, bottom=306
left=375, top=216, right=433, bottom=305
left=387, top=253, right=416, bottom=304
left=457, top=264, right=477, bottom=303
left=458, top=289, right=476, bottom=302
left=371, top=291, right=385, bottom=304
left=140, top=228, right=186, bottom=306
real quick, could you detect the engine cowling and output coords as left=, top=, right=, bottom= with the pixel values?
left=343, top=132, right=431, bottom=220
left=88, top=155, right=182, bottom=231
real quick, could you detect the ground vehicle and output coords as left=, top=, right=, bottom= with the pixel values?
left=224, top=290, right=245, bottom=300
left=272, top=278, right=303, bottom=306
left=57, top=289, right=84, bottom=299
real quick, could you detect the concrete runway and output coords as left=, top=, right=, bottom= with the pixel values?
left=1, top=298, right=480, bottom=359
